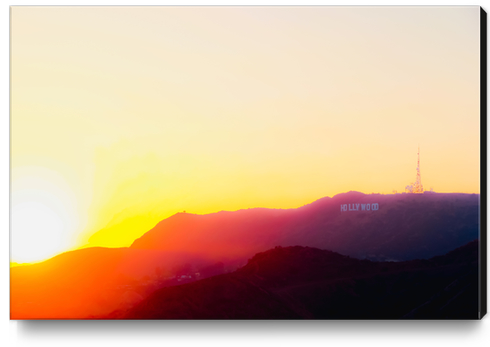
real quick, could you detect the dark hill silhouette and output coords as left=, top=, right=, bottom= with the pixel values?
left=117, top=240, right=479, bottom=319
left=131, top=192, right=479, bottom=261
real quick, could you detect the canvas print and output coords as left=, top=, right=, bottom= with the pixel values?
left=10, top=6, right=486, bottom=319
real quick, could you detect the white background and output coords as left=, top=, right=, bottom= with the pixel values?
left=2, top=1, right=490, bottom=346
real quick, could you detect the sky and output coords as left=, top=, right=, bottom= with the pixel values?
left=10, top=6, right=481, bottom=263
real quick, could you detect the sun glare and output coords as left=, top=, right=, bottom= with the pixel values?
left=11, top=169, right=81, bottom=264
left=12, top=201, right=69, bottom=263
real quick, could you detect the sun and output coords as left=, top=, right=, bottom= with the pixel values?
left=12, top=201, right=70, bottom=263
left=11, top=169, right=81, bottom=264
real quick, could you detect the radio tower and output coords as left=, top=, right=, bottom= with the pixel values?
left=405, top=146, right=424, bottom=193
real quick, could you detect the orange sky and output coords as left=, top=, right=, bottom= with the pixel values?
left=11, top=6, right=481, bottom=263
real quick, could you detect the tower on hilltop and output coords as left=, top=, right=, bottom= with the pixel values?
left=405, top=146, right=424, bottom=194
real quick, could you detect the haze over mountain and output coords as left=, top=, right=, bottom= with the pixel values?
left=10, top=191, right=479, bottom=319
left=10, top=248, right=212, bottom=319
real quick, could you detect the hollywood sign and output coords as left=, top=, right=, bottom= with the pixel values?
left=340, top=203, right=379, bottom=212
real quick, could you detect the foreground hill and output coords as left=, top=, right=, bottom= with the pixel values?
left=131, top=192, right=479, bottom=261
left=118, top=240, right=479, bottom=319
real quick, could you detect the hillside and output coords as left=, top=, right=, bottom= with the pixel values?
left=119, top=240, right=479, bottom=319
left=10, top=248, right=220, bottom=319
left=131, top=192, right=479, bottom=261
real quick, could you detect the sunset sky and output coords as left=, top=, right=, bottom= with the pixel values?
left=11, top=6, right=481, bottom=263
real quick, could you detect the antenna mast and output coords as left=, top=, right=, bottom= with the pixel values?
left=414, top=146, right=423, bottom=193
left=405, top=146, right=424, bottom=193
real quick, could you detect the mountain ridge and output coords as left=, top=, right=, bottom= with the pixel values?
left=130, top=191, right=479, bottom=261
left=11, top=191, right=480, bottom=319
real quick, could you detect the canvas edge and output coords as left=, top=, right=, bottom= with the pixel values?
left=479, top=5, right=487, bottom=321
